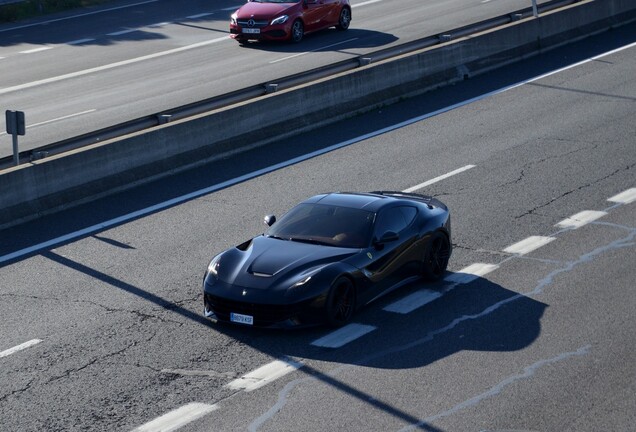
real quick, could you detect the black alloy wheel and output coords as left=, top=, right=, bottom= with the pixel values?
left=422, top=232, right=450, bottom=280
left=326, top=277, right=355, bottom=326
left=336, top=8, right=351, bottom=30
left=291, top=20, right=304, bottom=43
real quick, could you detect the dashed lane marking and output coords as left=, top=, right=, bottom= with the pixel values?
left=225, top=358, right=303, bottom=392
left=444, top=263, right=500, bottom=284
left=384, top=289, right=442, bottom=314
left=131, top=402, right=218, bottom=432
left=0, top=339, right=42, bottom=359
left=503, top=236, right=556, bottom=256
left=402, top=165, right=475, bottom=193
left=608, top=188, right=636, bottom=205
left=19, top=46, right=53, bottom=54
left=311, top=323, right=377, bottom=348
left=555, top=210, right=607, bottom=230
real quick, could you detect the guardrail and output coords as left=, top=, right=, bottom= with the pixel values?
left=0, top=0, right=584, bottom=170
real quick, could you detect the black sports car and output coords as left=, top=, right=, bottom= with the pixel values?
left=203, top=191, right=451, bottom=328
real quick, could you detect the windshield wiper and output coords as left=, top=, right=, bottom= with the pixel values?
left=289, top=237, right=332, bottom=246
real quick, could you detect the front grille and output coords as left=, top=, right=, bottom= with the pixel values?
left=237, top=19, right=269, bottom=28
left=205, top=294, right=308, bottom=327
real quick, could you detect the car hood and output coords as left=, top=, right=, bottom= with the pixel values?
left=219, top=235, right=357, bottom=289
left=236, top=2, right=295, bottom=19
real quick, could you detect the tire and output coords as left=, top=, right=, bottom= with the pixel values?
left=290, top=20, right=304, bottom=43
left=336, top=8, right=351, bottom=31
left=422, top=231, right=450, bottom=280
left=325, top=277, right=355, bottom=327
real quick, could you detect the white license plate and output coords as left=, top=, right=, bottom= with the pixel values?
left=242, top=28, right=260, bottom=34
left=230, top=312, right=254, bottom=325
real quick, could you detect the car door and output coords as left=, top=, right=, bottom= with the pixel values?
left=359, top=206, right=420, bottom=303
left=302, top=0, right=331, bottom=32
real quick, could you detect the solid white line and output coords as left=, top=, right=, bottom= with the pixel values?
left=608, top=188, right=636, bottom=205
left=311, top=323, right=377, bottom=348
left=131, top=402, right=218, bottom=432
left=107, top=28, right=137, bottom=36
left=0, top=0, right=158, bottom=32
left=20, top=46, right=53, bottom=54
left=148, top=22, right=170, bottom=28
left=187, top=13, right=214, bottom=19
left=68, top=38, right=95, bottom=45
left=0, top=339, right=42, bottom=358
left=503, top=236, right=555, bottom=255
left=221, top=6, right=239, bottom=11
left=270, top=38, right=359, bottom=64
left=555, top=210, right=607, bottom=230
left=444, top=263, right=499, bottom=284
left=225, top=358, right=303, bottom=392
left=403, top=165, right=475, bottom=193
left=383, top=289, right=442, bottom=314
left=0, top=36, right=229, bottom=96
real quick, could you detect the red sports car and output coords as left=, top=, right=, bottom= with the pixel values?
left=230, top=0, right=352, bottom=44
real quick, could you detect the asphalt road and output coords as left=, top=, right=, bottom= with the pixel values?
left=0, top=23, right=635, bottom=432
left=0, top=0, right=553, bottom=157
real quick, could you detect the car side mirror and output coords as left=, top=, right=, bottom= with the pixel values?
left=373, top=231, right=399, bottom=248
left=264, top=215, right=276, bottom=226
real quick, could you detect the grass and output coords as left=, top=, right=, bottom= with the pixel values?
left=0, top=0, right=115, bottom=23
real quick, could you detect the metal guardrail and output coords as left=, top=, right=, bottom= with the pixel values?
left=0, top=0, right=582, bottom=169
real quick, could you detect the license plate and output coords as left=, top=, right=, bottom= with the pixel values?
left=242, top=28, right=260, bottom=34
left=230, top=312, right=254, bottom=325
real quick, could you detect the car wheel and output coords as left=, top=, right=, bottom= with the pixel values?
left=290, top=20, right=304, bottom=43
left=336, top=8, right=351, bottom=31
left=325, top=277, right=355, bottom=326
left=422, top=231, right=450, bottom=280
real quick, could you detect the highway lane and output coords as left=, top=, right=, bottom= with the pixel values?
left=1, top=25, right=635, bottom=432
left=0, top=0, right=555, bottom=157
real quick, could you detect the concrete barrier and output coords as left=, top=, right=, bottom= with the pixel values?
left=0, top=0, right=634, bottom=228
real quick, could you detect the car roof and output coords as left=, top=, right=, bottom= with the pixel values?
left=304, top=191, right=430, bottom=212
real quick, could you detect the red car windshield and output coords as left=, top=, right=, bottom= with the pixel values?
left=266, top=203, right=375, bottom=248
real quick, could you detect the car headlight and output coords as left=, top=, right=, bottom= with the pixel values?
left=271, top=15, right=288, bottom=25
left=230, top=13, right=237, bottom=25
left=207, top=255, right=221, bottom=276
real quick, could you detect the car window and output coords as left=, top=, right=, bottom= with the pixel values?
left=266, top=203, right=375, bottom=248
left=373, top=206, right=417, bottom=237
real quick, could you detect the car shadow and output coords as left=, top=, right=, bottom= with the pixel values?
left=235, top=28, right=399, bottom=52
left=207, top=273, right=546, bottom=370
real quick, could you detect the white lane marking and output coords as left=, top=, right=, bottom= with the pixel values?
left=225, top=358, right=303, bottom=392
left=383, top=289, right=442, bottom=314
left=311, top=323, right=377, bottom=348
left=444, top=263, right=499, bottom=284
left=0, top=0, right=158, bottom=33
left=187, top=13, right=214, bottom=19
left=608, top=188, right=636, bottom=205
left=353, top=0, right=383, bottom=7
left=19, top=46, right=53, bottom=54
left=269, top=38, right=359, bottom=64
left=0, top=110, right=97, bottom=137
left=0, top=339, right=42, bottom=358
left=503, top=236, right=555, bottom=255
left=556, top=210, right=607, bottom=230
left=107, top=28, right=137, bottom=36
left=0, top=36, right=229, bottom=96
left=221, top=6, right=240, bottom=11
left=68, top=38, right=95, bottom=45
left=148, top=21, right=171, bottom=28
left=131, top=402, right=218, bottom=432
left=402, top=165, right=475, bottom=193
left=399, top=345, right=591, bottom=431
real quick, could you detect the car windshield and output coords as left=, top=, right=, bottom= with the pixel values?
left=266, top=203, right=375, bottom=248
